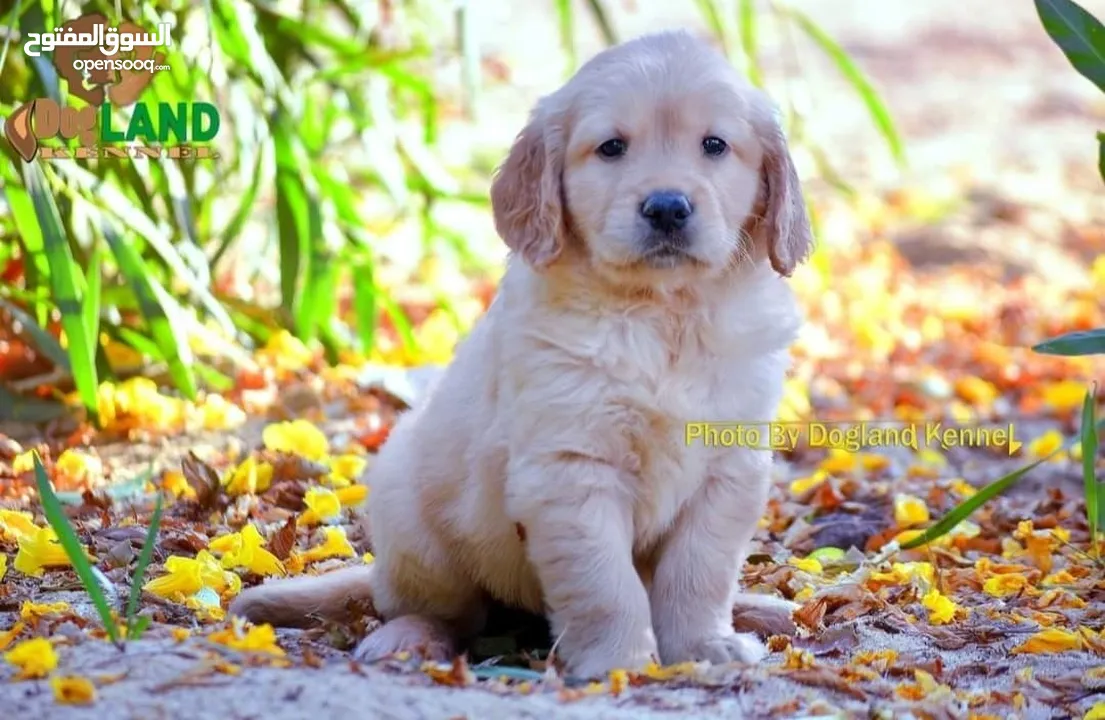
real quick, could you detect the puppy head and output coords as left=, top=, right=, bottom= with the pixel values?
left=490, top=30, right=812, bottom=283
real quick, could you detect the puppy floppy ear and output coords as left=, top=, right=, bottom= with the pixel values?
left=747, top=106, right=813, bottom=277
left=490, top=103, right=568, bottom=269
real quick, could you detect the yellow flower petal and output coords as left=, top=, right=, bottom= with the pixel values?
left=789, top=470, right=827, bottom=496
left=211, top=525, right=285, bottom=577
left=327, top=454, right=367, bottom=487
left=1027, top=429, right=1065, bottom=460
left=299, top=487, right=342, bottom=526
left=0, top=554, right=6, bottom=582
left=894, top=494, right=930, bottom=528
left=262, top=420, right=329, bottom=461
left=208, top=620, right=285, bottom=657
left=788, top=556, right=823, bottom=574
left=921, top=588, right=960, bottom=625
left=4, top=637, right=58, bottom=679
left=12, top=451, right=36, bottom=474
left=982, top=574, right=1029, bottom=598
left=14, top=526, right=84, bottom=578
left=51, top=675, right=97, bottom=705
left=362, top=552, right=375, bottom=564
left=222, top=456, right=275, bottom=496
left=1040, top=380, right=1087, bottom=412
left=1085, top=702, right=1105, bottom=720
left=20, top=600, right=71, bottom=622
left=162, top=470, right=196, bottom=501
left=0, top=622, right=26, bottom=651
left=1011, top=628, right=1082, bottom=654
left=0, top=510, right=38, bottom=543
left=53, top=449, right=102, bottom=489
left=298, top=527, right=355, bottom=565
left=335, top=484, right=369, bottom=508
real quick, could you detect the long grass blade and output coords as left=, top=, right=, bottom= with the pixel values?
left=3, top=170, right=51, bottom=327
left=32, top=453, right=120, bottom=645
left=101, top=222, right=198, bottom=400
left=583, top=0, right=618, bottom=46
left=900, top=453, right=1058, bottom=549
left=1098, top=131, right=1104, bottom=185
left=210, top=146, right=267, bottom=269
left=50, top=162, right=236, bottom=337
left=554, top=0, right=577, bottom=74
left=83, top=244, right=103, bottom=348
left=738, top=0, right=763, bottom=87
left=351, top=253, right=377, bottom=353
left=1082, top=385, right=1100, bottom=548
left=693, top=0, right=731, bottom=56
left=272, top=122, right=314, bottom=326
left=781, top=7, right=905, bottom=166
left=902, top=417, right=1105, bottom=550
left=125, top=491, right=162, bottom=636
left=23, top=162, right=99, bottom=421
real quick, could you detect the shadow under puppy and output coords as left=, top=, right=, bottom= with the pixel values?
left=231, top=28, right=810, bottom=679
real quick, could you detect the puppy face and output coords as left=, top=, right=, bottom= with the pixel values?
left=491, top=31, right=811, bottom=285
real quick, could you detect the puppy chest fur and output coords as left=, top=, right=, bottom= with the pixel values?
left=496, top=260, right=800, bottom=561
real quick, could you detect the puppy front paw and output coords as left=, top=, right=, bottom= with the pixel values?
left=564, top=643, right=658, bottom=680
left=352, top=615, right=457, bottom=663
left=662, top=631, right=767, bottom=666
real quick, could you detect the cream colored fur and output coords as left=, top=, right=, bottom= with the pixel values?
left=230, top=29, right=811, bottom=679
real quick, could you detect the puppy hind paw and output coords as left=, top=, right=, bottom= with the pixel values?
left=352, top=615, right=458, bottom=664
left=664, top=631, right=767, bottom=667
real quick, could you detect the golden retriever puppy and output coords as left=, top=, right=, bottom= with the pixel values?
left=230, top=29, right=810, bottom=679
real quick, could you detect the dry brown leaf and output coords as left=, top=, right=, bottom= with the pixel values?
left=267, top=516, right=298, bottom=561
left=783, top=667, right=869, bottom=701
left=181, top=451, right=221, bottom=510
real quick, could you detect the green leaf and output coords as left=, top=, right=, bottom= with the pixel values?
left=50, top=162, right=236, bottom=337
left=781, top=7, right=905, bottom=166
left=738, top=0, right=762, bottom=87
left=126, top=615, right=152, bottom=640
left=1032, top=327, right=1105, bottom=356
left=554, top=0, right=577, bottom=73
left=101, top=223, right=197, bottom=400
left=273, top=122, right=324, bottom=334
left=694, top=0, right=731, bottom=56
left=4, top=174, right=51, bottom=327
left=1082, top=385, right=1100, bottom=546
left=0, top=297, right=69, bottom=371
left=902, top=417, right=1105, bottom=550
left=83, top=245, right=103, bottom=348
left=33, top=453, right=120, bottom=645
left=125, top=491, right=162, bottom=633
left=211, top=146, right=266, bottom=270
left=1034, top=0, right=1105, bottom=94
left=22, top=162, right=99, bottom=422
left=351, top=255, right=377, bottom=353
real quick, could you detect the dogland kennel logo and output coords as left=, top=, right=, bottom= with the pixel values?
left=4, top=13, right=219, bottom=161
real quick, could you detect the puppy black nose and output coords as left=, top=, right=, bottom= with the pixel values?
left=640, top=191, right=693, bottom=232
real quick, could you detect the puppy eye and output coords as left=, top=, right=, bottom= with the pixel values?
left=702, top=136, right=728, bottom=157
left=596, top=138, right=627, bottom=159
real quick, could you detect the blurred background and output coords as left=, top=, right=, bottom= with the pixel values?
left=0, top=0, right=1102, bottom=432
